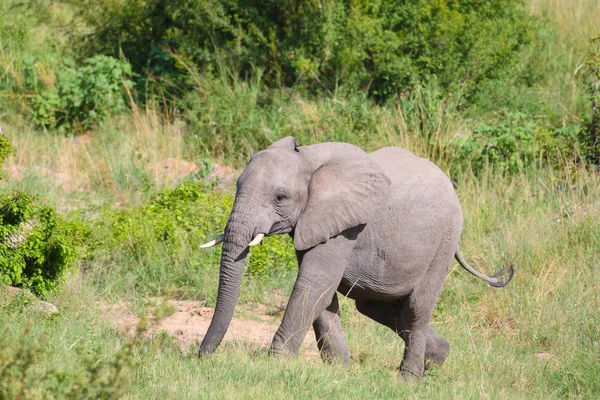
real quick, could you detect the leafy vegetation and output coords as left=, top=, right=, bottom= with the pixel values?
left=0, top=191, right=86, bottom=296
left=30, top=55, right=134, bottom=132
left=84, top=180, right=297, bottom=300
left=72, top=0, right=538, bottom=101
left=0, top=138, right=84, bottom=296
left=450, top=111, right=581, bottom=175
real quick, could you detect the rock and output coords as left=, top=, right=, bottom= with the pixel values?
left=1, top=285, right=59, bottom=314
left=2, top=285, right=22, bottom=300
left=207, top=163, right=236, bottom=192
left=149, top=158, right=199, bottom=182
left=32, top=300, right=59, bottom=314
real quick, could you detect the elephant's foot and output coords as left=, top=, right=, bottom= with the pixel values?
left=424, top=334, right=449, bottom=369
left=269, top=330, right=305, bottom=358
left=317, top=344, right=351, bottom=365
left=398, top=329, right=427, bottom=380
left=268, top=341, right=300, bottom=358
left=399, top=362, right=423, bottom=381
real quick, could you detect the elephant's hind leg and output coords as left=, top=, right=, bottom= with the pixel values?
left=313, top=293, right=350, bottom=364
left=398, top=241, right=456, bottom=378
left=423, top=328, right=449, bottom=368
left=355, top=300, right=449, bottom=372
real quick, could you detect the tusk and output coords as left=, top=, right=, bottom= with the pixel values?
left=248, top=233, right=265, bottom=247
left=199, top=234, right=224, bottom=248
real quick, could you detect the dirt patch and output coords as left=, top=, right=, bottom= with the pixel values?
left=536, top=351, right=553, bottom=360
left=107, top=300, right=319, bottom=358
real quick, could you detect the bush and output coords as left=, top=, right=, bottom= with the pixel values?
left=31, top=55, right=134, bottom=132
left=72, top=0, right=539, bottom=100
left=0, top=138, right=85, bottom=296
left=86, top=179, right=297, bottom=298
left=0, top=191, right=87, bottom=296
left=450, top=111, right=581, bottom=176
left=0, top=0, right=133, bottom=133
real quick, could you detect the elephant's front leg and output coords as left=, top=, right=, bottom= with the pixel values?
left=269, top=233, right=355, bottom=356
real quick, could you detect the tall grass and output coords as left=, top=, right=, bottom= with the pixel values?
left=525, top=0, right=600, bottom=124
left=181, top=59, right=463, bottom=169
left=529, top=0, right=600, bottom=41
left=2, top=102, right=187, bottom=213
left=1, top=164, right=598, bottom=398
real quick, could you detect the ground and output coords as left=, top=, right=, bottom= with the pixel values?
left=109, top=299, right=320, bottom=358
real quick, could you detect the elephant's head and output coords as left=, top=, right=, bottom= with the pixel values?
left=198, top=136, right=390, bottom=356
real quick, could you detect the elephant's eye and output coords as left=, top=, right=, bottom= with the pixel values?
left=275, top=193, right=288, bottom=203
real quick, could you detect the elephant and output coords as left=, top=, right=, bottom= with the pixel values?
left=198, top=136, right=513, bottom=378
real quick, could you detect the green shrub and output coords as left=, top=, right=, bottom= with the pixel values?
left=72, top=0, right=539, bottom=100
left=0, top=138, right=85, bottom=296
left=31, top=55, right=134, bottom=132
left=0, top=137, right=13, bottom=181
left=0, top=191, right=87, bottom=296
left=450, top=111, right=581, bottom=176
left=86, top=180, right=297, bottom=298
left=88, top=181, right=232, bottom=259
left=0, top=0, right=134, bottom=132
left=247, top=236, right=296, bottom=278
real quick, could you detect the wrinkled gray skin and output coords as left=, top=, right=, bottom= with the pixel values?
left=198, top=137, right=513, bottom=378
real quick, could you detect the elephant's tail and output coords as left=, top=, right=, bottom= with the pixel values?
left=454, top=250, right=514, bottom=288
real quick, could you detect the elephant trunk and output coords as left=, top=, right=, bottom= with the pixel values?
left=198, top=202, right=255, bottom=357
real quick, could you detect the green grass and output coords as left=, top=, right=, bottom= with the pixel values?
left=1, top=165, right=598, bottom=399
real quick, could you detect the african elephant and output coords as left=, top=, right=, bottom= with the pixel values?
left=198, top=137, right=513, bottom=378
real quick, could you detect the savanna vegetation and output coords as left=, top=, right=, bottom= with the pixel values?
left=0, top=0, right=599, bottom=398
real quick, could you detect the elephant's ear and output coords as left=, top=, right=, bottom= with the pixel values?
left=269, top=136, right=299, bottom=152
left=294, top=156, right=391, bottom=251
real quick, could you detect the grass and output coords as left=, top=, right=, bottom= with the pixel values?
left=181, top=65, right=462, bottom=168
left=525, top=0, right=600, bottom=125
left=1, top=103, right=187, bottom=213
left=1, top=162, right=598, bottom=398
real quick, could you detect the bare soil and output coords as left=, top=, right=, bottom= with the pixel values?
left=108, top=300, right=319, bottom=358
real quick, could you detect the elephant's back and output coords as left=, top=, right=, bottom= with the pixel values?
left=367, top=146, right=461, bottom=226
left=368, top=147, right=445, bottom=186
left=345, top=146, right=463, bottom=300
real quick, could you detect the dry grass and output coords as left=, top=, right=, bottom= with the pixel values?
left=529, top=0, right=600, bottom=41
left=3, top=103, right=188, bottom=211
